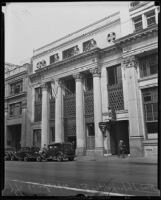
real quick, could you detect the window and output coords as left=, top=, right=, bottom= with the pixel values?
left=63, top=46, right=79, bottom=59
left=83, top=39, right=96, bottom=52
left=85, top=74, right=93, bottom=91
left=50, top=53, right=59, bottom=64
left=9, top=102, right=22, bottom=117
left=64, top=79, right=75, bottom=95
left=139, top=54, right=158, bottom=78
left=145, top=10, right=156, bottom=27
left=33, top=129, right=41, bottom=147
left=10, top=81, right=23, bottom=95
left=142, top=87, right=158, bottom=134
left=50, top=127, right=55, bottom=142
left=35, top=87, right=42, bottom=103
left=107, top=65, right=122, bottom=86
left=133, top=15, right=143, bottom=31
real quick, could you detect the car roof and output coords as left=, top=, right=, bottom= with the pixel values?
left=48, top=142, right=71, bottom=146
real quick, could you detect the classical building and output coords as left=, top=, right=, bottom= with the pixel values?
left=5, top=62, right=32, bottom=150
left=5, top=1, right=158, bottom=158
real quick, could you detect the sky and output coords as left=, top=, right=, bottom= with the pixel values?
left=3, top=2, right=129, bottom=65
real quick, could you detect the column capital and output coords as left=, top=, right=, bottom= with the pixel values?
left=122, top=56, right=138, bottom=69
left=73, top=72, right=84, bottom=80
left=90, top=66, right=101, bottom=77
left=40, top=82, right=48, bottom=91
left=54, top=78, right=63, bottom=86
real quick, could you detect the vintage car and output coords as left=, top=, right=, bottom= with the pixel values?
left=4, top=147, right=16, bottom=161
left=36, top=142, right=75, bottom=162
left=23, top=147, right=40, bottom=161
left=10, top=147, right=31, bottom=161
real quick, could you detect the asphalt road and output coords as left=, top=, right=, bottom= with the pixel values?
left=3, top=160, right=160, bottom=196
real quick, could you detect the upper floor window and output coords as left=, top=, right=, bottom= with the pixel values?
left=35, top=87, right=42, bottom=103
left=9, top=102, right=22, bottom=117
left=107, top=65, right=122, bottom=86
left=139, top=53, right=158, bottom=78
left=133, top=15, right=143, bottom=31
left=145, top=10, right=156, bottom=27
left=50, top=53, right=59, bottom=64
left=83, top=39, right=97, bottom=52
left=10, top=81, right=23, bottom=95
left=85, top=74, right=93, bottom=91
left=63, top=46, right=79, bottom=60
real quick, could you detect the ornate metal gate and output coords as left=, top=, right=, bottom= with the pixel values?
left=64, top=94, right=76, bottom=142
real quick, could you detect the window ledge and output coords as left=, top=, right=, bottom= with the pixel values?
left=138, top=74, right=158, bottom=82
left=8, top=115, right=22, bottom=120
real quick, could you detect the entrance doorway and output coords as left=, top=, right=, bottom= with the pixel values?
left=7, top=124, right=21, bottom=151
left=110, top=120, right=130, bottom=155
left=67, top=136, right=76, bottom=149
left=86, top=123, right=95, bottom=150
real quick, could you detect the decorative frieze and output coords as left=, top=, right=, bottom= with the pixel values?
left=36, top=60, right=47, bottom=69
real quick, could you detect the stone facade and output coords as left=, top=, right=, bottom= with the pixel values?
left=5, top=2, right=158, bottom=158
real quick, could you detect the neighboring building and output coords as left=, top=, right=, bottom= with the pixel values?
left=5, top=1, right=158, bottom=158
left=5, top=62, right=32, bottom=150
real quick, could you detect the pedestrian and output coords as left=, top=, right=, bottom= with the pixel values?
left=118, top=140, right=126, bottom=158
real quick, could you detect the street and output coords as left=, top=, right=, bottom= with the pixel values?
left=3, top=159, right=160, bottom=196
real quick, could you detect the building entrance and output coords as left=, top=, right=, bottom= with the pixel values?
left=110, top=120, right=130, bottom=155
left=7, top=124, right=21, bottom=151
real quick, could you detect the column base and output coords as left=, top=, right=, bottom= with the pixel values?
left=95, top=147, right=104, bottom=157
left=129, top=136, right=144, bottom=157
left=76, top=147, right=86, bottom=156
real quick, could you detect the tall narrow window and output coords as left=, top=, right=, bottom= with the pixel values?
left=107, top=65, right=122, bottom=86
left=133, top=15, right=143, bottom=31
left=34, top=87, right=42, bottom=122
left=142, top=87, right=158, bottom=135
left=145, top=10, right=156, bottom=27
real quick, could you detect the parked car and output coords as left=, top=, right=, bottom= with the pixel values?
left=4, top=147, right=16, bottom=161
left=36, top=142, right=75, bottom=162
left=10, top=147, right=31, bottom=161
left=23, top=147, right=40, bottom=161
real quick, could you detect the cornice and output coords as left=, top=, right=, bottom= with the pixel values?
left=5, top=70, right=27, bottom=82
left=33, top=19, right=120, bottom=59
left=114, top=24, right=158, bottom=46
left=5, top=92, right=27, bottom=101
left=30, top=48, right=102, bottom=79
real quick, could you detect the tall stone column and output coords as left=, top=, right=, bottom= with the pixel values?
left=55, top=79, right=64, bottom=143
left=123, top=56, right=144, bottom=157
left=90, top=67, right=104, bottom=156
left=73, top=73, right=86, bottom=156
left=41, top=83, right=49, bottom=147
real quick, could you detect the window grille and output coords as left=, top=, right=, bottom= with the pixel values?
left=63, top=46, right=79, bottom=60
left=50, top=100, right=55, bottom=119
left=139, top=53, right=158, bottom=78
left=50, top=53, right=59, bottom=64
left=84, top=91, right=94, bottom=116
left=83, top=39, right=96, bottom=52
left=142, top=87, right=158, bottom=134
left=64, top=94, right=76, bottom=118
left=145, top=10, right=156, bottom=27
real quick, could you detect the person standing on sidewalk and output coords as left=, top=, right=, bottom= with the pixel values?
left=118, top=140, right=126, bottom=158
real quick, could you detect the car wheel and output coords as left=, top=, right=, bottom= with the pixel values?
left=36, top=156, right=41, bottom=162
left=68, top=157, right=74, bottom=161
left=24, top=157, right=28, bottom=162
left=56, top=154, right=63, bottom=162
left=11, top=156, right=15, bottom=161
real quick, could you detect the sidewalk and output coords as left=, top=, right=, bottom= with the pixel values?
left=76, top=155, right=158, bottom=165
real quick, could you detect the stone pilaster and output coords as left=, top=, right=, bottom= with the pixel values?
left=55, top=79, right=64, bottom=143
left=122, top=56, right=144, bottom=157
left=21, top=99, right=27, bottom=147
left=90, top=66, right=104, bottom=156
left=41, top=83, right=49, bottom=147
left=73, top=73, right=86, bottom=156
